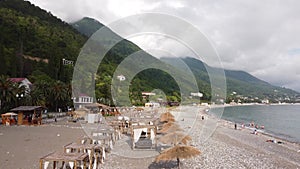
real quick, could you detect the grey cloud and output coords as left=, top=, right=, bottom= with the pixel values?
left=27, top=0, right=300, bottom=92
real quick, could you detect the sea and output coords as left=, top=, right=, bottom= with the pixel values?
left=209, top=104, right=300, bottom=143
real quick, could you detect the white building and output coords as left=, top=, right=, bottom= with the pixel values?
left=9, top=78, right=32, bottom=93
left=117, top=75, right=126, bottom=81
left=191, top=92, right=203, bottom=97
left=73, top=93, right=94, bottom=109
left=145, top=102, right=160, bottom=108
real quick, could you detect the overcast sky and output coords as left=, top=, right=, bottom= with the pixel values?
left=28, top=0, right=300, bottom=92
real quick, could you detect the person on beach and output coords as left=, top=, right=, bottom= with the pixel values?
left=250, top=121, right=254, bottom=127
left=266, top=139, right=284, bottom=144
left=234, top=123, right=237, bottom=130
left=252, top=129, right=258, bottom=135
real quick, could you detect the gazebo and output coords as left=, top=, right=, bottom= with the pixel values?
left=10, top=106, right=45, bottom=125
left=131, top=124, right=157, bottom=150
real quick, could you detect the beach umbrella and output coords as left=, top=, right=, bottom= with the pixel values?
left=160, top=112, right=175, bottom=122
left=161, top=122, right=179, bottom=131
left=159, top=131, right=192, bottom=145
left=160, top=124, right=183, bottom=133
left=155, top=145, right=201, bottom=169
left=3, top=112, right=17, bottom=116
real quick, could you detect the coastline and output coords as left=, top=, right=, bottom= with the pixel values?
left=207, top=103, right=300, bottom=145
left=0, top=106, right=299, bottom=168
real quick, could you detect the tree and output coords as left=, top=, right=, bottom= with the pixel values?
left=49, top=80, right=68, bottom=111
left=0, top=75, right=25, bottom=113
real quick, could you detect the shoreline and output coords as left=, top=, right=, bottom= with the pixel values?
left=206, top=104, right=300, bottom=145
left=0, top=106, right=299, bottom=168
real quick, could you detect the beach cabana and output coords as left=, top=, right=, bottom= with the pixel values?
left=131, top=124, right=157, bottom=150
left=91, top=129, right=116, bottom=147
left=10, top=106, right=45, bottom=125
left=64, top=142, right=104, bottom=167
left=39, top=151, right=89, bottom=169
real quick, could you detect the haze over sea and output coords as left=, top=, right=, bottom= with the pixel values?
left=210, top=105, right=300, bottom=143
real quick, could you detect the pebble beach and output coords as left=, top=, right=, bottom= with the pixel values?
left=0, top=106, right=299, bottom=169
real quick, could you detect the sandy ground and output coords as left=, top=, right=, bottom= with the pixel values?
left=0, top=120, right=85, bottom=169
left=0, top=107, right=299, bottom=169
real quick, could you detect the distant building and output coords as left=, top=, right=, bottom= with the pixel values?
left=190, top=92, right=203, bottom=97
left=73, top=93, right=94, bottom=109
left=145, top=102, right=160, bottom=108
left=261, top=99, right=269, bottom=104
left=8, top=78, right=32, bottom=93
left=117, top=75, right=126, bottom=81
left=141, top=92, right=156, bottom=100
left=142, top=92, right=156, bottom=96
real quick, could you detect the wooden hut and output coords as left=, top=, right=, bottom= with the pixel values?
left=10, top=106, right=45, bottom=125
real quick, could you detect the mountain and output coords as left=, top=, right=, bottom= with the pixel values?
left=180, top=57, right=299, bottom=102
left=0, top=0, right=87, bottom=82
left=71, top=17, right=186, bottom=104
left=71, top=17, right=105, bottom=37
left=0, top=0, right=298, bottom=106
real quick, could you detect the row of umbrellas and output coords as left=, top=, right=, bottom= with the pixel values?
left=155, top=112, right=200, bottom=169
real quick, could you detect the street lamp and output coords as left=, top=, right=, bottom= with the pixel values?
left=16, top=93, right=24, bottom=106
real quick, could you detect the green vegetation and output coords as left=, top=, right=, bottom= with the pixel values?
left=0, top=0, right=299, bottom=113
left=180, top=57, right=299, bottom=103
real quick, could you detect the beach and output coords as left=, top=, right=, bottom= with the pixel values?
left=0, top=106, right=299, bottom=169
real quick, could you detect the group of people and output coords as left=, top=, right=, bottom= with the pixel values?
left=233, top=121, right=265, bottom=135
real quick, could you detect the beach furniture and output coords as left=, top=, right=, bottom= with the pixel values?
left=39, top=151, right=89, bottom=169
left=91, top=130, right=116, bottom=153
left=131, top=124, right=157, bottom=150
left=64, top=142, right=103, bottom=168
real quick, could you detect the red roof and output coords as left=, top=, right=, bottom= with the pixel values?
left=78, top=93, right=90, bottom=97
left=9, top=78, right=26, bottom=83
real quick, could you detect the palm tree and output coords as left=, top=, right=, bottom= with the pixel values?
left=49, top=81, right=68, bottom=111
left=0, top=75, right=18, bottom=112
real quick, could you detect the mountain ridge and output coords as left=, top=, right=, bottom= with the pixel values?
left=0, top=0, right=298, bottom=106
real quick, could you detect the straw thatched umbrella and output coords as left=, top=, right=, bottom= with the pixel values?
left=159, top=132, right=192, bottom=145
left=160, top=124, right=183, bottom=133
left=159, top=122, right=180, bottom=134
left=155, top=145, right=200, bottom=169
left=160, top=112, right=175, bottom=122
left=162, top=122, right=179, bottom=130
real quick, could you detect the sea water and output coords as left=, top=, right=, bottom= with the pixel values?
left=210, top=105, right=300, bottom=143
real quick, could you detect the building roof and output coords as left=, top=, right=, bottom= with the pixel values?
left=8, top=78, right=32, bottom=85
left=78, top=93, right=91, bottom=97
left=84, top=103, right=109, bottom=108
left=10, top=106, right=45, bottom=112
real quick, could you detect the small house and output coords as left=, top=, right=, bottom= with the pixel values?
left=8, top=78, right=32, bottom=93
left=10, top=106, right=45, bottom=125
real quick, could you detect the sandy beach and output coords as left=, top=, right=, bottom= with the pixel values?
left=0, top=106, right=299, bottom=169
